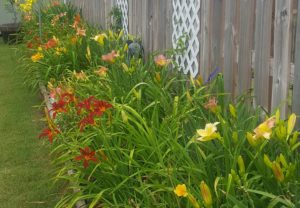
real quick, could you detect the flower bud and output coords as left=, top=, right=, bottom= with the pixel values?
left=237, top=155, right=245, bottom=176
left=287, top=113, right=297, bottom=136
left=200, top=181, right=212, bottom=207
left=263, top=154, right=272, bottom=169
left=279, top=154, right=288, bottom=168
left=272, top=162, right=284, bottom=182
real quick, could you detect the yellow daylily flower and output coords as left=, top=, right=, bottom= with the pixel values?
left=196, top=122, right=220, bottom=142
left=174, top=184, right=188, bottom=197
left=55, top=47, right=67, bottom=56
left=31, top=52, right=43, bottom=62
left=253, top=116, right=276, bottom=140
left=92, top=33, right=107, bottom=46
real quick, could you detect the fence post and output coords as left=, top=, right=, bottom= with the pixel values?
left=292, top=0, right=300, bottom=128
left=199, top=0, right=212, bottom=80
left=253, top=0, right=273, bottom=111
left=223, top=0, right=237, bottom=96
left=272, top=0, right=292, bottom=118
left=237, top=0, right=255, bottom=97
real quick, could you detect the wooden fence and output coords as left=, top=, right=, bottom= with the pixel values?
left=69, top=0, right=300, bottom=121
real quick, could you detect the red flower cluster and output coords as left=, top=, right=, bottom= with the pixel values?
left=77, top=96, right=113, bottom=131
left=50, top=93, right=75, bottom=118
left=39, top=128, right=60, bottom=143
left=74, top=146, right=98, bottom=168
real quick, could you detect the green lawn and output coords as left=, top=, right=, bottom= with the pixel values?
left=0, top=39, right=60, bottom=207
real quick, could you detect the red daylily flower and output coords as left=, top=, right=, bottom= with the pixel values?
left=61, top=93, right=75, bottom=104
left=76, top=96, right=95, bottom=114
left=93, top=100, right=113, bottom=116
left=50, top=99, right=68, bottom=118
left=39, top=128, right=60, bottom=143
left=79, top=113, right=96, bottom=131
left=27, top=42, right=33, bottom=48
left=74, top=146, right=98, bottom=168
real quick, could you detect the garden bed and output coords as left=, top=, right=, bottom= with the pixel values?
left=16, top=1, right=300, bottom=207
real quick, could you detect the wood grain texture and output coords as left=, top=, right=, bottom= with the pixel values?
left=254, top=0, right=273, bottom=110
left=292, top=0, right=300, bottom=127
left=272, top=0, right=292, bottom=118
left=199, top=0, right=212, bottom=80
left=237, top=0, right=255, bottom=96
left=223, top=0, right=237, bottom=96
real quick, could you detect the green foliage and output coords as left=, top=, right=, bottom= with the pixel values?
left=109, top=6, right=123, bottom=33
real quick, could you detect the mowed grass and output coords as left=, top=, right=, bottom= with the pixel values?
left=0, top=40, right=61, bottom=207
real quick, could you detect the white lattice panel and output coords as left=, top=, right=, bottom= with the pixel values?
left=172, top=0, right=200, bottom=77
left=116, top=0, right=129, bottom=35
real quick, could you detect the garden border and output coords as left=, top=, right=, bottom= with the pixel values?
left=39, top=84, right=88, bottom=208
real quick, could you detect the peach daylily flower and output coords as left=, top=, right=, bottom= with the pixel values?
left=95, top=66, right=108, bottom=77
left=204, top=97, right=218, bottom=112
left=154, top=54, right=171, bottom=67
left=76, top=28, right=86, bottom=36
left=253, top=116, right=276, bottom=140
left=102, top=50, right=119, bottom=63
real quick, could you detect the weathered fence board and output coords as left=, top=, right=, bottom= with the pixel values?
left=293, top=0, right=300, bottom=127
left=71, top=0, right=114, bottom=29
left=237, top=0, right=255, bottom=96
left=272, top=0, right=292, bottom=117
left=254, top=0, right=273, bottom=110
left=199, top=0, right=212, bottom=80
left=223, top=0, right=237, bottom=96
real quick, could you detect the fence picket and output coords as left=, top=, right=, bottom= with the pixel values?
left=223, top=0, right=237, bottom=96
left=292, top=0, right=300, bottom=128
left=272, top=0, right=292, bottom=117
left=254, top=0, right=273, bottom=110
left=237, top=0, right=255, bottom=96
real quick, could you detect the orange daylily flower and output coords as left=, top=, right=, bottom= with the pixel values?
left=51, top=1, right=60, bottom=6
left=72, top=14, right=81, bottom=28
left=102, top=50, right=119, bottom=63
left=44, top=38, right=58, bottom=49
